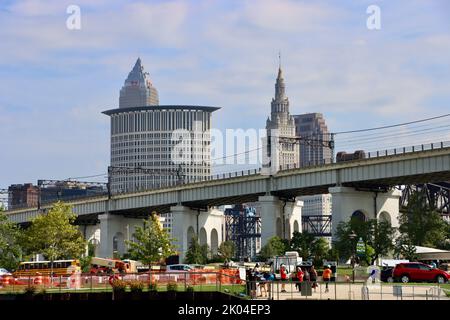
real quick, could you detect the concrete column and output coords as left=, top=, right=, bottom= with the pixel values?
left=170, top=206, right=225, bottom=262
left=258, top=195, right=303, bottom=246
left=98, top=213, right=143, bottom=258
left=258, top=195, right=282, bottom=247
left=170, top=205, right=197, bottom=262
left=329, top=186, right=401, bottom=241
left=285, top=198, right=303, bottom=238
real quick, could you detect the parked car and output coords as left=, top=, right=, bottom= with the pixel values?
left=380, top=267, right=394, bottom=283
left=393, top=262, right=450, bottom=284
left=0, top=268, right=12, bottom=276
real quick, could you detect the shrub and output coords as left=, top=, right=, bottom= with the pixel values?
left=167, top=281, right=178, bottom=292
left=24, top=286, right=37, bottom=295
left=186, top=285, right=194, bottom=293
left=111, top=279, right=127, bottom=292
left=129, top=280, right=144, bottom=293
left=148, top=281, right=158, bottom=292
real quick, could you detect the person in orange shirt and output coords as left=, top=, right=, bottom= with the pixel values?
left=322, top=265, right=332, bottom=293
left=294, top=266, right=304, bottom=291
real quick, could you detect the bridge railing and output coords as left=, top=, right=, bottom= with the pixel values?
left=366, top=141, right=450, bottom=159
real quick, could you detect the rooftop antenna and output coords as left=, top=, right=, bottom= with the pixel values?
left=278, top=51, right=281, bottom=69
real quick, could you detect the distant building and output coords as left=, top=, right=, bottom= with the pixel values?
left=8, top=184, right=38, bottom=210
left=299, top=194, right=332, bottom=244
left=103, top=58, right=220, bottom=193
left=119, top=57, right=159, bottom=108
left=299, top=194, right=332, bottom=216
left=7, top=182, right=106, bottom=209
left=293, top=113, right=332, bottom=167
left=38, top=181, right=106, bottom=203
left=265, top=66, right=299, bottom=170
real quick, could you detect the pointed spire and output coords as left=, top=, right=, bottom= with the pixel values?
left=277, top=51, right=283, bottom=79
left=120, top=57, right=160, bottom=107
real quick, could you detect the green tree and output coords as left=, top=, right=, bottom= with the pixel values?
left=399, top=191, right=448, bottom=248
left=22, top=201, right=86, bottom=263
left=370, top=220, right=396, bottom=262
left=201, top=243, right=210, bottom=262
left=289, top=231, right=315, bottom=259
left=218, top=241, right=235, bottom=262
left=0, top=211, right=22, bottom=271
left=394, top=235, right=418, bottom=261
left=334, top=217, right=396, bottom=265
left=258, top=236, right=286, bottom=261
left=185, top=235, right=206, bottom=264
left=311, top=237, right=330, bottom=266
left=126, top=213, right=176, bottom=265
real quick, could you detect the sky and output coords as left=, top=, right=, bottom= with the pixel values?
left=0, top=0, right=450, bottom=190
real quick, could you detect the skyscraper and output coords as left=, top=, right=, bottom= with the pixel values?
left=119, top=57, right=159, bottom=108
left=103, top=58, right=219, bottom=193
left=293, top=113, right=332, bottom=167
left=265, top=66, right=299, bottom=170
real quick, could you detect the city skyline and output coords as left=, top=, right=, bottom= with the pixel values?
left=1, top=0, right=450, bottom=190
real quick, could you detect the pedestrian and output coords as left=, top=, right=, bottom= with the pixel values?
left=280, top=264, right=288, bottom=293
left=295, top=266, right=304, bottom=291
left=247, top=268, right=257, bottom=299
left=253, top=264, right=261, bottom=297
left=258, top=271, right=268, bottom=298
left=310, top=265, right=318, bottom=292
left=322, top=265, right=332, bottom=293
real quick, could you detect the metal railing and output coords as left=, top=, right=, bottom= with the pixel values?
left=0, top=271, right=246, bottom=296
left=243, top=280, right=447, bottom=301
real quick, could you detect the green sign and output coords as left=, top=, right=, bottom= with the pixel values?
left=356, top=238, right=365, bottom=255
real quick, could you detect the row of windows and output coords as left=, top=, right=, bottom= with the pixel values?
left=112, top=156, right=210, bottom=163
left=111, top=147, right=210, bottom=154
left=112, top=133, right=209, bottom=142
left=18, top=261, right=74, bottom=270
left=111, top=110, right=211, bottom=134
left=112, top=140, right=210, bottom=147
left=110, top=161, right=210, bottom=170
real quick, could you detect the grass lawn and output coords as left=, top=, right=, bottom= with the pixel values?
left=336, top=267, right=354, bottom=277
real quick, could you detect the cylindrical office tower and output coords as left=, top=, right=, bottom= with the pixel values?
left=103, top=58, right=220, bottom=193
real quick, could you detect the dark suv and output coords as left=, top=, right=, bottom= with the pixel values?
left=393, top=262, right=450, bottom=284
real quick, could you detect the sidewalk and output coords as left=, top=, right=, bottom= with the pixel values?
left=255, top=282, right=449, bottom=300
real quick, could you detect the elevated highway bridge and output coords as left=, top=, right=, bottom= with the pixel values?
left=5, top=142, right=450, bottom=259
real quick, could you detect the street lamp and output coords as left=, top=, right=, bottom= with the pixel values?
left=349, top=232, right=357, bottom=283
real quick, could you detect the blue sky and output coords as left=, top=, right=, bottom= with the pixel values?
left=0, top=0, right=450, bottom=190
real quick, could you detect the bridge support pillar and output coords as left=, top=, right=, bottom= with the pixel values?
left=170, top=206, right=224, bottom=262
left=98, top=213, right=144, bottom=258
left=329, top=186, right=401, bottom=241
left=258, top=196, right=303, bottom=247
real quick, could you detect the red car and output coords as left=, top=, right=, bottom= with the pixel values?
left=393, top=262, right=450, bottom=284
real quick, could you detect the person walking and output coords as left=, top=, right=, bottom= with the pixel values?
left=280, top=264, right=288, bottom=293
left=310, top=265, right=318, bottom=292
left=295, top=266, right=304, bottom=291
left=322, top=265, right=332, bottom=293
